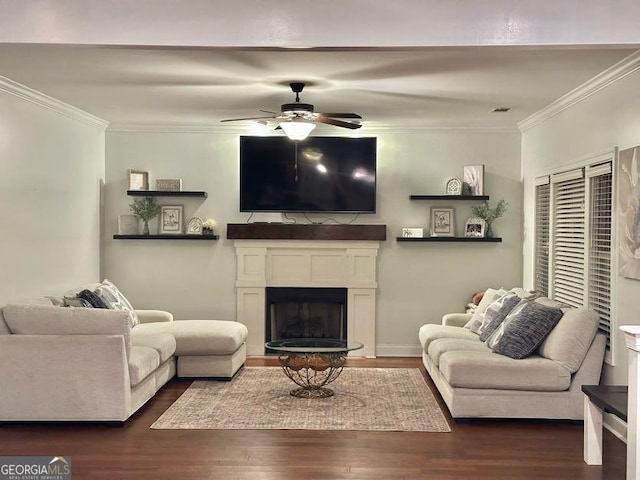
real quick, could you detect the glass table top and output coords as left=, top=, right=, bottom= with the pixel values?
left=265, top=338, right=364, bottom=353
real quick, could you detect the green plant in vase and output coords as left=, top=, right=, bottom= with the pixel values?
left=129, top=197, right=161, bottom=235
left=471, top=199, right=508, bottom=238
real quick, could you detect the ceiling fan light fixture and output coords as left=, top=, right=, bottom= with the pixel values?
left=279, top=119, right=316, bottom=141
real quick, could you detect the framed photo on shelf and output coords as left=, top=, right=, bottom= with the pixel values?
left=127, top=169, right=149, bottom=191
left=401, top=228, right=424, bottom=238
left=430, top=207, right=455, bottom=237
left=160, top=205, right=183, bottom=234
left=156, top=178, right=183, bottom=192
left=463, top=165, right=484, bottom=196
left=186, top=216, right=204, bottom=235
left=464, top=217, right=486, bottom=238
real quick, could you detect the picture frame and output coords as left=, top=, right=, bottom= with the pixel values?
left=160, top=205, right=183, bottom=234
left=464, top=217, right=486, bottom=238
left=430, top=207, right=455, bottom=237
left=463, top=165, right=485, bottom=196
left=186, top=216, right=204, bottom=235
left=156, top=178, right=183, bottom=192
left=127, top=169, right=149, bottom=191
left=401, top=228, right=424, bottom=238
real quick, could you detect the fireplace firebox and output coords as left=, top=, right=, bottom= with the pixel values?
left=265, top=287, right=347, bottom=352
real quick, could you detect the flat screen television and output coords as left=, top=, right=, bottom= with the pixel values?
left=240, top=136, right=377, bottom=213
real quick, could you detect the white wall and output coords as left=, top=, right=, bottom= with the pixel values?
left=0, top=86, right=105, bottom=303
left=104, top=128, right=522, bottom=354
left=521, top=67, right=640, bottom=384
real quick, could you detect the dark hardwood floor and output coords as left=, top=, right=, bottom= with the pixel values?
left=0, top=357, right=626, bottom=479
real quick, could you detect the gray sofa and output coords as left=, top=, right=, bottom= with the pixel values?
left=0, top=298, right=248, bottom=422
left=419, top=290, right=607, bottom=419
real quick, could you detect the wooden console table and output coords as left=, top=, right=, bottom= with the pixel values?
left=582, top=385, right=627, bottom=465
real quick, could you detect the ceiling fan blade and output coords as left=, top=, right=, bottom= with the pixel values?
left=315, top=117, right=362, bottom=129
left=220, top=115, right=276, bottom=123
left=318, top=113, right=362, bottom=119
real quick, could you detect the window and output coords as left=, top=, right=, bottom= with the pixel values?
left=534, top=160, right=613, bottom=354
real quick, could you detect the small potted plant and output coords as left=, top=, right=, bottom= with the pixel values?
left=129, top=197, right=161, bottom=235
left=471, top=199, right=508, bottom=238
left=202, top=218, right=217, bottom=236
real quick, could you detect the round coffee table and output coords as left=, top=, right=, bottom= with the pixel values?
left=265, top=338, right=364, bottom=398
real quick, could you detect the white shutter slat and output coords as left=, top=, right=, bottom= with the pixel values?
left=552, top=172, right=586, bottom=310
left=588, top=167, right=612, bottom=349
left=534, top=182, right=550, bottom=296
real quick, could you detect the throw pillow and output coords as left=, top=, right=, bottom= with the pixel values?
left=63, top=296, right=94, bottom=308
left=93, top=279, right=139, bottom=328
left=78, top=289, right=110, bottom=309
left=464, top=288, right=507, bottom=333
left=490, top=301, right=564, bottom=359
left=478, top=294, right=523, bottom=342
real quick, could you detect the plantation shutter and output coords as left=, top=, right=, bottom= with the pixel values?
left=587, top=163, right=613, bottom=348
left=551, top=169, right=586, bottom=308
left=534, top=176, right=550, bottom=296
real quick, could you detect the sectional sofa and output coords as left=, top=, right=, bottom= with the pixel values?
left=419, top=288, right=607, bottom=419
left=0, top=288, right=248, bottom=422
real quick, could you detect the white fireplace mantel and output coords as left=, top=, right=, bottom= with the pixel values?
left=234, top=239, right=380, bottom=357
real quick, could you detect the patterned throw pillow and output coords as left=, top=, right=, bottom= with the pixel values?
left=464, top=288, right=507, bottom=333
left=478, top=294, right=523, bottom=342
left=490, top=301, right=564, bottom=359
left=93, top=279, right=140, bottom=328
left=78, top=289, right=110, bottom=309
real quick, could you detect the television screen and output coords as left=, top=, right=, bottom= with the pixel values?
left=240, top=136, right=377, bottom=213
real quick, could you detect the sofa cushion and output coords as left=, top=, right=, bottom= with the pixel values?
left=94, top=279, right=140, bottom=328
left=418, top=324, right=479, bottom=352
left=464, top=288, right=506, bottom=333
left=538, top=308, right=599, bottom=373
left=128, top=346, right=160, bottom=387
left=133, top=320, right=248, bottom=356
left=2, top=304, right=131, bottom=356
left=427, top=337, right=491, bottom=367
left=131, top=332, right=176, bottom=363
left=439, top=350, right=571, bottom=391
left=478, top=293, right=522, bottom=342
left=490, top=301, right=564, bottom=359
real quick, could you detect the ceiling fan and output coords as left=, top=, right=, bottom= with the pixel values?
left=220, top=82, right=362, bottom=140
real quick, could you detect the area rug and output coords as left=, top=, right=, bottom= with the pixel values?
left=151, top=367, right=450, bottom=432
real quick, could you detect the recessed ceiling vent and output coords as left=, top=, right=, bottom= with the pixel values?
left=492, top=106, right=511, bottom=113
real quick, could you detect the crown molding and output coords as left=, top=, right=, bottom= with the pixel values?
left=0, top=76, right=109, bottom=131
left=518, top=49, right=640, bottom=132
left=107, top=122, right=519, bottom=134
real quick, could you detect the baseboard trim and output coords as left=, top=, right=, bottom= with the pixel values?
left=375, top=344, right=422, bottom=357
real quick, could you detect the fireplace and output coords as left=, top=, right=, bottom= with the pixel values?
left=265, top=287, right=347, bottom=349
left=232, top=238, right=381, bottom=357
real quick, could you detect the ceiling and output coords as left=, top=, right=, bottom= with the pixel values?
left=0, top=44, right=636, bottom=131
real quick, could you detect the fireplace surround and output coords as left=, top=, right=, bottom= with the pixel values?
left=232, top=231, right=382, bottom=357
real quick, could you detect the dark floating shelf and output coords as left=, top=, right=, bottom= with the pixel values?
left=396, top=236, right=502, bottom=243
left=113, top=234, right=219, bottom=240
left=409, top=195, right=490, bottom=201
left=127, top=190, right=208, bottom=198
